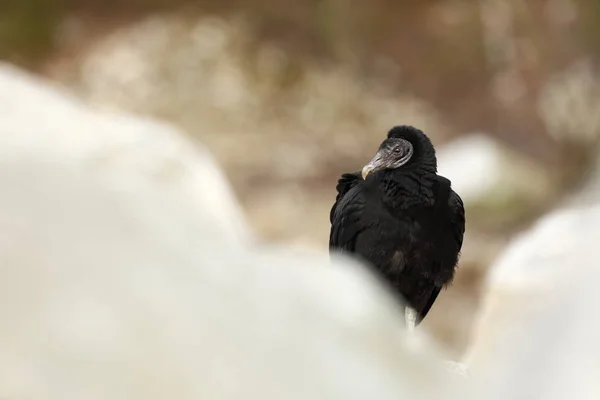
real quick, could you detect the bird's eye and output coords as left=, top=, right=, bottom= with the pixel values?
left=393, top=147, right=402, bottom=153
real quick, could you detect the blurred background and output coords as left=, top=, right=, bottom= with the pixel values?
left=2, top=0, right=600, bottom=359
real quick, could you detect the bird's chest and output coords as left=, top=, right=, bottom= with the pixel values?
left=367, top=198, right=432, bottom=238
left=363, top=206, right=437, bottom=271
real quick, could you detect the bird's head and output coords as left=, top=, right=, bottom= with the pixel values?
left=361, top=125, right=437, bottom=180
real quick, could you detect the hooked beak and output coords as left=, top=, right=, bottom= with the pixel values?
left=361, top=164, right=374, bottom=180
left=361, top=155, right=383, bottom=180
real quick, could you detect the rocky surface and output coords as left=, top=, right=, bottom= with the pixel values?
left=0, top=63, right=470, bottom=399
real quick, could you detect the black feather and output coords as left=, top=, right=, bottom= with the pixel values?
left=329, top=125, right=465, bottom=325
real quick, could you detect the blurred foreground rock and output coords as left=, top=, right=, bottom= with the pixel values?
left=0, top=63, right=252, bottom=245
left=465, top=165, right=600, bottom=398
left=0, top=63, right=468, bottom=399
left=8, top=58, right=600, bottom=400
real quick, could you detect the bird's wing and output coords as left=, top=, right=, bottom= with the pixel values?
left=416, top=184, right=465, bottom=325
left=448, top=188, right=466, bottom=252
left=329, top=172, right=361, bottom=223
left=329, top=172, right=366, bottom=252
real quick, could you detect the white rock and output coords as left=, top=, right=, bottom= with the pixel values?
left=465, top=199, right=600, bottom=399
left=444, top=361, right=471, bottom=379
left=0, top=64, right=467, bottom=399
left=0, top=62, right=251, bottom=245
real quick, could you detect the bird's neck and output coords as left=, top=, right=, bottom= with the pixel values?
left=380, top=167, right=437, bottom=210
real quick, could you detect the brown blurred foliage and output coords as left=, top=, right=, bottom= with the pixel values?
left=2, top=0, right=599, bottom=153
left=2, top=0, right=600, bottom=238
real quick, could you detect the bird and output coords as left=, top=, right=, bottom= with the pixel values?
left=329, top=125, right=465, bottom=328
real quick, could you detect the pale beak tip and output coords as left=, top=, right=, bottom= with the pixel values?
left=361, top=166, right=370, bottom=180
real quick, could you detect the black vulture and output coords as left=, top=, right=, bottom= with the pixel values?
left=329, top=125, right=465, bottom=327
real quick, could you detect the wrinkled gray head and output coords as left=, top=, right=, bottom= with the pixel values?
left=361, top=137, right=414, bottom=179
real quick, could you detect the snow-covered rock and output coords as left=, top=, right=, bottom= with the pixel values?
left=0, top=63, right=467, bottom=400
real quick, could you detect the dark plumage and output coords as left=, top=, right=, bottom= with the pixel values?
left=329, top=125, right=465, bottom=326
